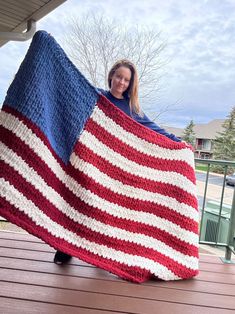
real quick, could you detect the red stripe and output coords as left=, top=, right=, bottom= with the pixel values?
left=97, top=95, right=193, bottom=151
left=1, top=170, right=197, bottom=279
left=2, top=105, right=197, bottom=207
left=1, top=124, right=198, bottom=226
left=1, top=123, right=198, bottom=252
left=68, top=162, right=198, bottom=235
left=0, top=126, right=198, bottom=256
left=0, top=198, right=152, bottom=283
left=84, top=117, right=196, bottom=184
left=1, top=105, right=199, bottom=281
left=74, top=141, right=198, bottom=210
left=1, top=151, right=198, bottom=259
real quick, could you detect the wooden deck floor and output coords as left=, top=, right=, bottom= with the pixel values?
left=0, top=231, right=234, bottom=314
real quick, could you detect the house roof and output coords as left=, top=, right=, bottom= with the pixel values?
left=0, top=0, right=67, bottom=47
left=164, top=119, right=225, bottom=140
left=163, top=126, right=184, bottom=138
left=193, top=119, right=225, bottom=139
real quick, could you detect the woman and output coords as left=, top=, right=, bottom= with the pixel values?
left=101, top=59, right=180, bottom=142
left=54, top=59, right=180, bottom=264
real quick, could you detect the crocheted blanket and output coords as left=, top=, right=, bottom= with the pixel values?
left=0, top=31, right=199, bottom=283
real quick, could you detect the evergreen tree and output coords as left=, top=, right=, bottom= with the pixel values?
left=182, top=120, right=196, bottom=146
left=211, top=106, right=235, bottom=173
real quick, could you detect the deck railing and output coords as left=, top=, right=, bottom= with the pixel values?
left=195, top=158, right=235, bottom=263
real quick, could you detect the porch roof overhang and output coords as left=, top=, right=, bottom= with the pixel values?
left=0, top=0, right=67, bottom=47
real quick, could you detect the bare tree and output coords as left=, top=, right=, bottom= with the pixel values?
left=64, top=13, right=168, bottom=108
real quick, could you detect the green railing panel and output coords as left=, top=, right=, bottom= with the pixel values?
left=195, top=158, right=235, bottom=263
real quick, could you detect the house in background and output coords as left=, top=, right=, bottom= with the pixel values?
left=164, top=119, right=225, bottom=159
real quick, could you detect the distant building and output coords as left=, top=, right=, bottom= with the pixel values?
left=164, top=119, right=225, bottom=159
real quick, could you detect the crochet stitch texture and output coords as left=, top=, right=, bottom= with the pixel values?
left=0, top=31, right=199, bottom=283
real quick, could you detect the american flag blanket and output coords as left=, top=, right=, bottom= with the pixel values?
left=0, top=31, right=199, bottom=283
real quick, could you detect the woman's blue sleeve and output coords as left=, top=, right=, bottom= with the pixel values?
left=133, top=112, right=181, bottom=142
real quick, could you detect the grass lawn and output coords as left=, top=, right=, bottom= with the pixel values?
left=195, top=163, right=208, bottom=172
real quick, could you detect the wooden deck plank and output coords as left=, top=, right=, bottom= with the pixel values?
left=0, top=297, right=114, bottom=314
left=1, top=247, right=234, bottom=278
left=199, top=262, right=235, bottom=274
left=0, top=231, right=36, bottom=240
left=1, top=253, right=234, bottom=285
left=0, top=238, right=54, bottom=252
left=0, top=231, right=235, bottom=314
left=1, top=282, right=233, bottom=314
left=195, top=271, right=235, bottom=284
left=147, top=280, right=235, bottom=296
left=2, top=248, right=235, bottom=284
left=0, top=257, right=234, bottom=296
left=1, top=249, right=234, bottom=296
left=199, top=254, right=224, bottom=264
left=1, top=268, right=234, bottom=309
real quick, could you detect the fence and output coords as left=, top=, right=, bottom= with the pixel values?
left=195, top=158, right=235, bottom=263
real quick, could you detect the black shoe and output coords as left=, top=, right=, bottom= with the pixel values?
left=54, top=250, right=72, bottom=265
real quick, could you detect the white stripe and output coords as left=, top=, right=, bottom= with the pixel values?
left=91, top=105, right=195, bottom=167
left=0, top=140, right=198, bottom=247
left=1, top=178, right=181, bottom=280
left=0, top=111, right=67, bottom=182
left=0, top=112, right=198, bottom=244
left=0, top=148, right=197, bottom=270
left=70, top=154, right=198, bottom=222
left=78, top=130, right=197, bottom=196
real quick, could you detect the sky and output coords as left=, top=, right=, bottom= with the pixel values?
left=0, top=0, right=235, bottom=128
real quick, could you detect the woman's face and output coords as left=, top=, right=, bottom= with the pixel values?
left=110, top=66, right=131, bottom=98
